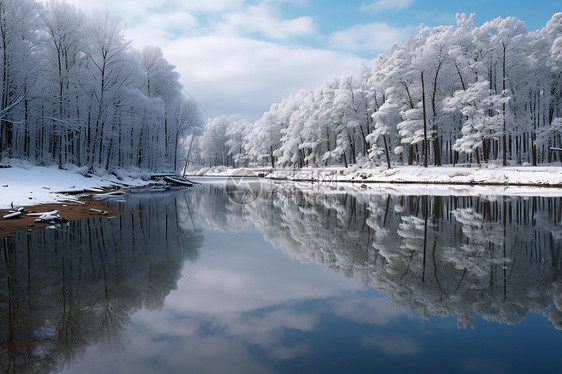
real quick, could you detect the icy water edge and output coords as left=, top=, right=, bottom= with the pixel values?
left=1, top=180, right=562, bottom=374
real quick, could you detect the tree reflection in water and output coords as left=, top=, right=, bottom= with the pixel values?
left=1, top=183, right=561, bottom=373
left=0, top=191, right=202, bottom=373
left=188, top=183, right=562, bottom=329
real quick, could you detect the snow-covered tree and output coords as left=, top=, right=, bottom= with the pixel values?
left=443, top=81, right=510, bottom=164
left=0, top=0, right=200, bottom=171
left=200, top=115, right=250, bottom=167
left=6, top=6, right=562, bottom=171
left=367, top=100, right=399, bottom=168
left=246, top=106, right=283, bottom=167
left=0, top=0, right=40, bottom=161
left=225, top=115, right=251, bottom=167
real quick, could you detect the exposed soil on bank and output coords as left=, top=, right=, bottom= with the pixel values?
left=0, top=190, right=127, bottom=238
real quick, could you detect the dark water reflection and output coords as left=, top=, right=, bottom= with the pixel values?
left=0, top=193, right=202, bottom=373
left=1, top=182, right=562, bottom=373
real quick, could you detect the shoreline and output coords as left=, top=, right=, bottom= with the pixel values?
left=264, top=177, right=562, bottom=188
left=191, top=165, right=562, bottom=188
left=0, top=190, right=127, bottom=239
left=0, top=162, right=153, bottom=210
left=4, top=164, right=562, bottom=238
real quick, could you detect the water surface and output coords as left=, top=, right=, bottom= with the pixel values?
left=1, top=181, right=562, bottom=373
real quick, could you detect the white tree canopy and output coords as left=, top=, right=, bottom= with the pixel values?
left=197, top=12, right=562, bottom=169
left=0, top=0, right=202, bottom=172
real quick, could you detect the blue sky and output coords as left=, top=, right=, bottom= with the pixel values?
left=299, top=0, right=559, bottom=34
left=66, top=0, right=561, bottom=119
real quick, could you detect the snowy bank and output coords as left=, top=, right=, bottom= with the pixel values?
left=265, top=165, right=562, bottom=187
left=0, top=162, right=151, bottom=209
left=191, top=165, right=562, bottom=197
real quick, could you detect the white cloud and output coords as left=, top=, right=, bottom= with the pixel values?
left=136, top=11, right=198, bottom=39
left=363, top=334, right=421, bottom=356
left=219, top=4, right=316, bottom=40
left=164, top=226, right=362, bottom=313
left=330, top=22, right=413, bottom=52
left=159, top=36, right=363, bottom=118
left=359, top=0, right=414, bottom=14
left=56, top=0, right=368, bottom=118
left=221, top=309, right=316, bottom=360
left=180, top=0, right=246, bottom=13
left=330, top=295, right=411, bottom=325
left=64, top=0, right=245, bottom=14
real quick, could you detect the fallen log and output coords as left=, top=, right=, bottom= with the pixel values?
left=163, top=176, right=193, bottom=187
left=84, top=187, right=104, bottom=193
left=56, top=189, right=85, bottom=195
left=34, top=210, right=67, bottom=223
left=151, top=173, right=176, bottom=179
left=3, top=212, right=21, bottom=220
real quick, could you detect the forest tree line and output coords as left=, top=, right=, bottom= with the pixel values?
left=194, top=13, right=562, bottom=169
left=0, top=0, right=201, bottom=172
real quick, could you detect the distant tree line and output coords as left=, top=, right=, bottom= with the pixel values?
left=0, top=0, right=201, bottom=172
left=195, top=13, right=562, bottom=169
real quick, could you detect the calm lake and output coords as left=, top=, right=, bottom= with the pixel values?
left=1, top=178, right=562, bottom=373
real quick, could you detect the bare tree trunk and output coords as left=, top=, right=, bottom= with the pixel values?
left=421, top=71, right=428, bottom=167
left=383, top=135, right=391, bottom=169
left=502, top=43, right=507, bottom=166
left=431, top=60, right=443, bottom=166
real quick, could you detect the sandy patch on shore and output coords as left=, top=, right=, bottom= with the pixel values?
left=0, top=192, right=128, bottom=238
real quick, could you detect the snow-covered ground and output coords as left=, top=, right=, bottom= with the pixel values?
left=266, top=165, right=562, bottom=186
left=3, top=163, right=562, bottom=210
left=0, top=162, right=151, bottom=209
left=194, top=165, right=562, bottom=197
left=196, top=164, right=562, bottom=186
